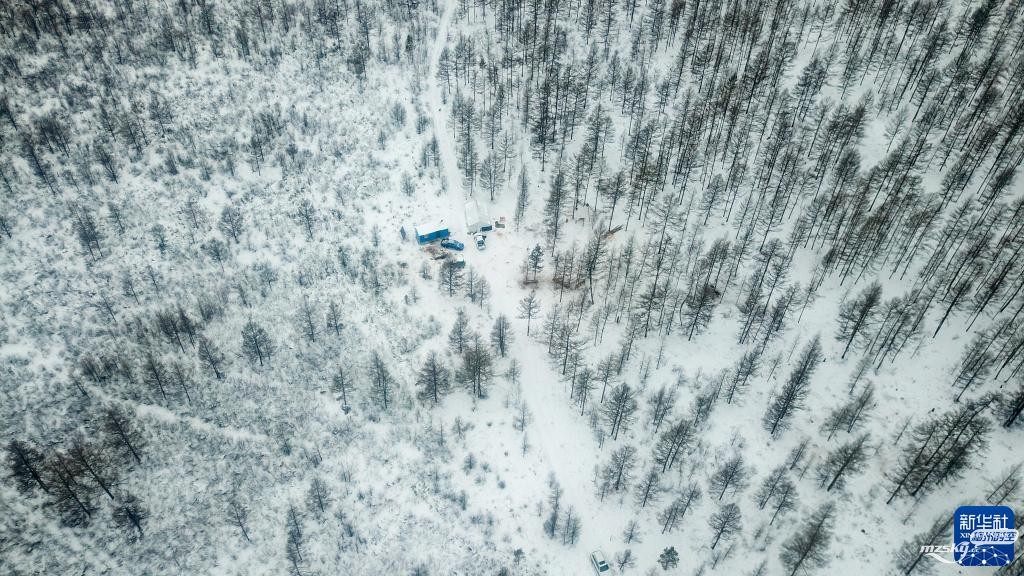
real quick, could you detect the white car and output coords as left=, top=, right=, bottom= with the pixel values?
left=474, top=233, right=486, bottom=250
left=590, top=551, right=610, bottom=573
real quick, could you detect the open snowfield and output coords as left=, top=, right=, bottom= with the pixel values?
left=1, top=0, right=1023, bottom=575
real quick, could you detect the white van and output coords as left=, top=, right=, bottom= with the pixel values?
left=590, top=551, right=610, bottom=573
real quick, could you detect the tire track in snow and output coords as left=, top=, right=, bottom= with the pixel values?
left=426, top=0, right=471, bottom=241
left=426, top=3, right=625, bottom=570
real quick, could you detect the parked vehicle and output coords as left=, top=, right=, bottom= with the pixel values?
left=441, top=238, right=464, bottom=251
left=474, top=233, right=486, bottom=250
left=590, top=551, right=610, bottom=574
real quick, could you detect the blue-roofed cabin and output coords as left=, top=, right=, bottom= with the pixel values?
left=414, top=221, right=450, bottom=244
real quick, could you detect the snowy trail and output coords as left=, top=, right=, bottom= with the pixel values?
left=425, top=4, right=627, bottom=569
left=518, top=339, right=608, bottom=520
left=426, top=0, right=465, bottom=237
left=425, top=4, right=635, bottom=570
left=87, top=383, right=272, bottom=446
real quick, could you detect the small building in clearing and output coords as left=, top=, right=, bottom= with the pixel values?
left=464, top=200, right=492, bottom=233
left=414, top=221, right=450, bottom=244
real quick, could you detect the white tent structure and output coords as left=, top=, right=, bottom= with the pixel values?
left=464, top=200, right=492, bottom=233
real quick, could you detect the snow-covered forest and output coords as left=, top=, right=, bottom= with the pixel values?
left=1, top=0, right=1022, bottom=573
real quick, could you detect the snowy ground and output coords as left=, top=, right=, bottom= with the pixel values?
left=1, top=0, right=1022, bottom=575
